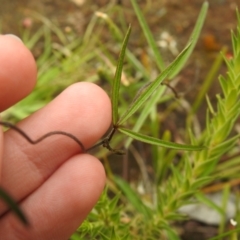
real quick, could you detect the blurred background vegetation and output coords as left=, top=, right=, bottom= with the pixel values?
left=1, top=0, right=240, bottom=239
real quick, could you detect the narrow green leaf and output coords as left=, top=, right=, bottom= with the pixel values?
left=206, top=94, right=216, bottom=115
left=100, top=232, right=111, bottom=240
left=168, top=1, right=208, bottom=79
left=108, top=193, right=121, bottom=212
left=0, top=187, right=28, bottom=225
left=210, top=134, right=239, bottom=157
left=188, top=128, right=197, bottom=145
left=191, top=47, right=225, bottom=114
left=119, top=128, right=205, bottom=151
left=219, top=75, right=229, bottom=97
left=112, top=25, right=131, bottom=124
left=208, top=228, right=240, bottom=240
left=170, top=165, right=183, bottom=186
left=191, top=176, right=212, bottom=189
left=124, top=86, right=166, bottom=148
left=29, top=10, right=67, bottom=44
left=196, top=192, right=225, bottom=216
left=122, top=234, right=131, bottom=240
left=114, top=176, right=151, bottom=218
left=118, top=42, right=192, bottom=125
left=130, top=0, right=165, bottom=71
left=165, top=228, right=181, bottom=240
left=97, top=15, right=149, bottom=78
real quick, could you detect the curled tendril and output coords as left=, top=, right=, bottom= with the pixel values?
left=161, top=81, right=179, bottom=98
left=87, top=127, right=125, bottom=155
left=0, top=121, right=86, bottom=152
left=0, top=121, right=124, bottom=155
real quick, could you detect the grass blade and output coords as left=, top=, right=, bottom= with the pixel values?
left=196, top=192, right=225, bottom=216
left=118, top=42, right=191, bottom=125
left=208, top=228, right=240, bottom=240
left=130, top=0, right=165, bottom=71
left=190, top=47, right=226, bottom=115
left=112, top=25, right=131, bottom=125
left=168, top=1, right=208, bottom=79
left=0, top=187, right=28, bottom=225
left=95, top=13, right=149, bottom=78
left=119, top=127, right=205, bottom=151
left=124, top=86, right=166, bottom=148
left=114, top=176, right=152, bottom=218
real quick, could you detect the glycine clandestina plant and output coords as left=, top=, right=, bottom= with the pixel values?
left=78, top=4, right=240, bottom=240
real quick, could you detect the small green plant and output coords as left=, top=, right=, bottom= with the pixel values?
left=71, top=188, right=131, bottom=240
left=87, top=24, right=205, bottom=155
left=77, top=1, right=240, bottom=239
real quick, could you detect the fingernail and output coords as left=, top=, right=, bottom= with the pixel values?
left=4, top=34, right=23, bottom=43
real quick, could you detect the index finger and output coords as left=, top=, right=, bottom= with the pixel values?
left=0, top=35, right=37, bottom=111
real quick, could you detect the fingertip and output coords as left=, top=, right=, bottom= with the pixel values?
left=52, top=154, right=106, bottom=230
left=0, top=129, right=3, bottom=179
left=49, top=82, right=112, bottom=148
left=0, top=34, right=37, bottom=111
left=0, top=154, right=106, bottom=240
left=78, top=154, right=106, bottom=201
left=4, top=34, right=23, bottom=43
left=65, top=82, right=112, bottom=134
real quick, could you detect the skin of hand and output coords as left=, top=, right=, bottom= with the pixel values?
left=0, top=34, right=111, bottom=239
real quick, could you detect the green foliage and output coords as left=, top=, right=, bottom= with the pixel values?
left=123, top=0, right=208, bottom=149
left=117, top=42, right=192, bottom=125
left=129, top=0, right=165, bottom=71
left=2, top=14, right=102, bottom=121
left=112, top=25, right=132, bottom=124
left=114, top=176, right=152, bottom=218
left=119, top=127, right=204, bottom=151
left=71, top=188, right=131, bottom=240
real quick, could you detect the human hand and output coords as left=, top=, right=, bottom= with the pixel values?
left=0, top=34, right=111, bottom=239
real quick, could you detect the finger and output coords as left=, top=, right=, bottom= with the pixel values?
left=0, top=129, right=3, bottom=178
left=0, top=154, right=106, bottom=240
left=0, top=35, right=37, bottom=111
left=0, top=82, right=111, bottom=213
